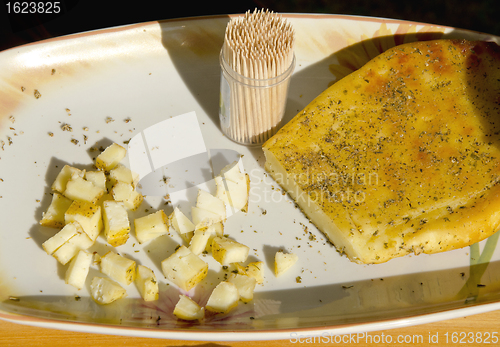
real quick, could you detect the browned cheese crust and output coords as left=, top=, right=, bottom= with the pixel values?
left=263, top=39, right=500, bottom=264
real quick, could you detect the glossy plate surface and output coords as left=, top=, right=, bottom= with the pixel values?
left=1, top=14, right=500, bottom=341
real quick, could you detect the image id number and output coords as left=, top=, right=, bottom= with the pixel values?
left=444, top=331, right=499, bottom=344
left=6, top=2, right=61, bottom=14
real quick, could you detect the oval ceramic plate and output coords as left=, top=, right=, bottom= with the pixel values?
left=1, top=14, right=500, bottom=341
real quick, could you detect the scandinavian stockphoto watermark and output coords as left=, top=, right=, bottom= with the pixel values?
left=290, top=331, right=425, bottom=344
left=125, top=111, right=379, bottom=211
left=126, top=111, right=242, bottom=196
left=289, top=330, right=500, bottom=344
left=248, top=166, right=379, bottom=206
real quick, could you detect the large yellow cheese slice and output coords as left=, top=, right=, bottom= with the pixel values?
left=263, top=39, right=500, bottom=264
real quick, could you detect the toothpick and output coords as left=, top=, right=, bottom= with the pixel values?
left=221, top=8, right=295, bottom=145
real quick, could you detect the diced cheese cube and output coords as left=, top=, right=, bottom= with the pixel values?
left=64, top=201, right=102, bottom=241
left=214, top=176, right=229, bottom=204
left=40, top=192, right=73, bottom=229
left=102, top=200, right=130, bottom=246
left=100, top=251, right=136, bottom=286
left=95, top=143, right=126, bottom=172
left=65, top=250, right=93, bottom=290
left=52, top=241, right=79, bottom=265
left=191, top=206, right=221, bottom=229
left=42, top=221, right=82, bottom=255
left=169, top=207, right=195, bottom=243
left=134, top=210, right=168, bottom=244
left=188, top=226, right=215, bottom=255
left=211, top=237, right=249, bottom=265
left=227, top=273, right=257, bottom=303
left=135, top=265, right=159, bottom=301
left=64, top=175, right=105, bottom=204
left=90, top=276, right=127, bottom=304
left=169, top=207, right=195, bottom=234
left=109, top=164, right=139, bottom=188
left=161, top=245, right=208, bottom=292
left=245, top=261, right=264, bottom=284
left=111, top=181, right=143, bottom=211
left=97, top=192, right=114, bottom=207
left=212, top=222, right=224, bottom=237
left=205, top=281, right=239, bottom=314
left=68, top=230, right=95, bottom=250
left=51, top=165, right=84, bottom=193
left=219, top=161, right=242, bottom=181
left=233, top=262, right=247, bottom=275
left=274, top=251, right=298, bottom=277
left=93, top=252, right=101, bottom=265
left=51, top=231, right=94, bottom=265
left=196, top=189, right=226, bottom=221
left=173, top=295, right=204, bottom=321
left=215, top=174, right=250, bottom=213
left=84, top=170, right=107, bottom=191
left=215, top=161, right=250, bottom=213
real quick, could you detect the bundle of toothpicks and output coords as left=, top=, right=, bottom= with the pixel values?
left=221, top=9, right=295, bottom=145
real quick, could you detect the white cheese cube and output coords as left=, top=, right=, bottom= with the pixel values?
left=40, top=192, right=73, bottom=229
left=211, top=237, right=249, bottom=265
left=135, top=265, right=159, bottom=301
left=173, top=295, right=204, bottom=321
left=196, top=189, right=226, bottom=221
left=212, top=222, right=224, bottom=237
left=188, top=226, right=215, bottom=255
left=103, top=200, right=130, bottom=247
left=109, top=164, right=139, bottom=188
left=65, top=250, right=93, bottom=290
left=68, top=230, right=95, bottom=250
left=95, top=143, right=126, bottom=172
left=169, top=207, right=195, bottom=243
left=227, top=273, right=257, bottom=303
left=219, top=161, right=242, bottom=181
left=215, top=174, right=250, bottom=213
left=51, top=165, right=84, bottom=193
left=84, top=170, right=107, bottom=191
left=64, top=175, right=105, bottom=204
left=90, top=276, right=127, bottom=304
left=191, top=206, right=221, bottom=229
left=64, top=200, right=102, bottom=241
left=205, top=281, right=239, bottom=314
left=274, top=251, right=298, bottom=277
left=100, top=251, right=136, bottom=286
left=93, top=252, right=101, bottom=265
left=42, top=221, right=82, bottom=255
left=52, top=242, right=79, bottom=265
left=51, top=231, right=94, bottom=265
left=233, top=262, right=248, bottom=275
left=169, top=207, right=195, bottom=234
left=111, top=181, right=143, bottom=211
left=161, top=245, right=208, bottom=292
left=134, top=210, right=168, bottom=244
left=245, top=261, right=264, bottom=284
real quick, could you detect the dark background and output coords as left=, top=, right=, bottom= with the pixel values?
left=1, top=0, right=499, bottom=52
